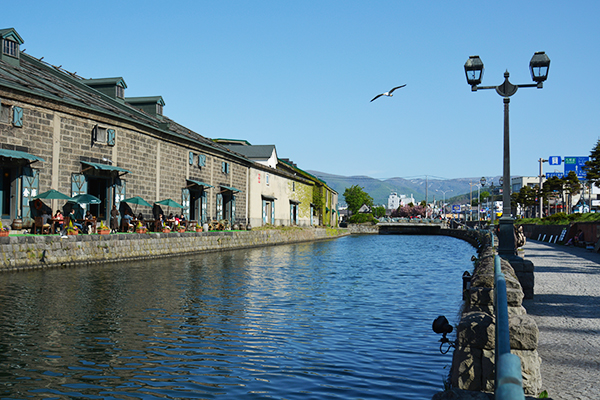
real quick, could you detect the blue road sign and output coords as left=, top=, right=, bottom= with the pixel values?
left=548, top=156, right=561, bottom=165
left=546, top=172, right=563, bottom=179
left=452, top=205, right=461, bottom=212
left=564, top=156, right=589, bottom=179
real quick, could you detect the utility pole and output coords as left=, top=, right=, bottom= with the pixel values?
left=538, top=158, right=547, bottom=218
left=469, top=181, right=475, bottom=221
left=425, top=175, right=429, bottom=218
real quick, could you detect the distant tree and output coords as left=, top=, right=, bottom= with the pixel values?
left=480, top=191, right=490, bottom=203
left=585, top=139, right=600, bottom=188
left=543, top=176, right=564, bottom=214
left=515, top=186, right=536, bottom=217
left=392, top=204, right=426, bottom=218
left=562, top=171, right=581, bottom=214
left=372, top=205, right=386, bottom=218
left=343, top=185, right=373, bottom=215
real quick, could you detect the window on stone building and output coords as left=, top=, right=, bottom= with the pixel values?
left=92, top=125, right=107, bottom=144
left=116, top=85, right=125, bottom=99
left=156, top=103, right=163, bottom=115
left=222, top=161, right=230, bottom=174
left=198, top=154, right=206, bottom=167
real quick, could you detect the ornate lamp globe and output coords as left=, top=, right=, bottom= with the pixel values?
left=464, top=55, right=484, bottom=87
left=529, top=51, right=550, bottom=83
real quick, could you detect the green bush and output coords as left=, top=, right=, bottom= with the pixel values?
left=348, top=213, right=378, bottom=224
left=516, top=212, right=600, bottom=226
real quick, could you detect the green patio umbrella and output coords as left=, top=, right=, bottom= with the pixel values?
left=156, top=198, right=183, bottom=216
left=69, top=193, right=101, bottom=204
left=32, top=189, right=72, bottom=200
left=122, top=196, right=153, bottom=214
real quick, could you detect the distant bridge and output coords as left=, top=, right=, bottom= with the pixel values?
left=377, top=219, right=446, bottom=235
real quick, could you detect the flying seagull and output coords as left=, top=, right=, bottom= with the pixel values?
left=370, top=84, right=406, bottom=102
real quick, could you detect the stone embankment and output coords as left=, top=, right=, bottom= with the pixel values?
left=433, top=231, right=542, bottom=399
left=450, top=246, right=541, bottom=395
left=0, top=228, right=349, bottom=272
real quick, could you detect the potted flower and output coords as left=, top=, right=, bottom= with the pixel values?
left=175, top=222, right=186, bottom=233
left=195, top=222, right=202, bottom=232
left=0, top=221, right=9, bottom=237
left=66, top=219, right=78, bottom=236
left=135, top=221, right=147, bottom=234
left=98, top=221, right=110, bottom=235
left=162, top=224, right=171, bottom=234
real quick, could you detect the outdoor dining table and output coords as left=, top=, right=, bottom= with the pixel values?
left=49, top=218, right=63, bottom=234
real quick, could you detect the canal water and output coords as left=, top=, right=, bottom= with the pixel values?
left=0, top=234, right=474, bottom=399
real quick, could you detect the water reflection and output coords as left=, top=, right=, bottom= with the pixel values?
left=0, top=235, right=474, bottom=399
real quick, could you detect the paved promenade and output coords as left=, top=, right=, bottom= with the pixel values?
left=522, top=240, right=600, bottom=400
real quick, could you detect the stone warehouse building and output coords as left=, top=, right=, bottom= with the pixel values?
left=0, top=27, right=338, bottom=229
left=0, top=27, right=252, bottom=227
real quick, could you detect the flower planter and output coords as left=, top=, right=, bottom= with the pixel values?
left=135, top=229, right=147, bottom=234
left=177, top=229, right=186, bottom=233
left=162, top=229, right=171, bottom=233
left=0, top=230, right=9, bottom=237
left=195, top=228, right=202, bottom=232
left=98, top=230, right=110, bottom=235
left=67, top=230, right=78, bottom=236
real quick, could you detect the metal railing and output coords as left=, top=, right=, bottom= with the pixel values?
left=493, top=239, right=525, bottom=399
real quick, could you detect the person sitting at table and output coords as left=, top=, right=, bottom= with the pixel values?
left=53, top=210, right=64, bottom=232
left=123, top=210, right=134, bottom=232
left=68, top=208, right=83, bottom=232
left=84, top=210, right=95, bottom=234
left=41, top=210, right=52, bottom=232
left=166, top=213, right=176, bottom=228
left=155, top=213, right=165, bottom=231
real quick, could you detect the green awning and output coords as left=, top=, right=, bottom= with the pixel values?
left=81, top=161, right=130, bottom=174
left=262, top=195, right=277, bottom=201
left=289, top=199, right=301, bottom=205
left=220, top=185, right=242, bottom=193
left=187, top=179, right=213, bottom=188
left=0, top=149, right=45, bottom=162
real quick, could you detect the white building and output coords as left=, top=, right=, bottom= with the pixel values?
left=387, top=192, right=415, bottom=210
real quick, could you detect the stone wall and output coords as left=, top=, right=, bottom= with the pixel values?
left=0, top=228, right=349, bottom=272
left=347, top=223, right=379, bottom=234
left=451, top=245, right=542, bottom=396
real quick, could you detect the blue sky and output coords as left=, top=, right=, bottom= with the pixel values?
left=4, top=1, right=599, bottom=180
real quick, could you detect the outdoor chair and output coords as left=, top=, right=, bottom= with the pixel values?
left=33, top=216, right=51, bottom=234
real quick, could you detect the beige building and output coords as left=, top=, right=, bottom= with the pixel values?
left=217, top=140, right=319, bottom=227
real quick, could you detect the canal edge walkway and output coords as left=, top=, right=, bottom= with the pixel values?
left=522, top=240, right=600, bottom=400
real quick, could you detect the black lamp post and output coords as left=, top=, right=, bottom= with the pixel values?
left=464, top=52, right=550, bottom=257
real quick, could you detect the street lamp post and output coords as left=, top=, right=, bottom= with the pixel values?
left=538, top=158, right=548, bottom=218
left=479, top=176, right=486, bottom=225
left=436, top=189, right=453, bottom=218
left=464, top=52, right=550, bottom=257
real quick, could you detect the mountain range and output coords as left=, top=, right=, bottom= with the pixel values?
left=307, top=171, right=503, bottom=206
